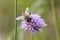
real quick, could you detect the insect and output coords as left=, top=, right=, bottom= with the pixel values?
left=25, top=14, right=32, bottom=22
left=34, top=26, right=39, bottom=31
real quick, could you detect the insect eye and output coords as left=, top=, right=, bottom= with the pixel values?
left=27, top=18, right=32, bottom=22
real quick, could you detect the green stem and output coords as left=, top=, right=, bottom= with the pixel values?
left=50, top=0, right=59, bottom=40
left=15, top=0, right=17, bottom=40
left=32, top=34, right=33, bottom=40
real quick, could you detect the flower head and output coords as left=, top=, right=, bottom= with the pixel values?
left=16, top=7, right=47, bottom=34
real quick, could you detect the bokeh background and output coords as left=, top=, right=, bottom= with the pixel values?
left=0, top=0, right=60, bottom=40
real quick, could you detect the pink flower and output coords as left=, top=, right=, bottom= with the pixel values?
left=16, top=7, right=47, bottom=34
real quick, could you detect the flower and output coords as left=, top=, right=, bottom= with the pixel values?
left=16, top=7, right=47, bottom=34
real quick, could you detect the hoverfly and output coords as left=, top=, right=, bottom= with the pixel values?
left=22, top=7, right=32, bottom=22
left=24, top=13, right=32, bottom=22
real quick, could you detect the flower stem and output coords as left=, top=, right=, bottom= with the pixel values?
left=32, top=34, right=33, bottom=40
left=50, top=0, right=59, bottom=40
left=15, top=0, right=17, bottom=40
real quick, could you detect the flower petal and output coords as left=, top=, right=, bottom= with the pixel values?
left=38, top=28, right=42, bottom=32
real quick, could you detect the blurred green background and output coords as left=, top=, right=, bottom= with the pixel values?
left=0, top=0, right=60, bottom=40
